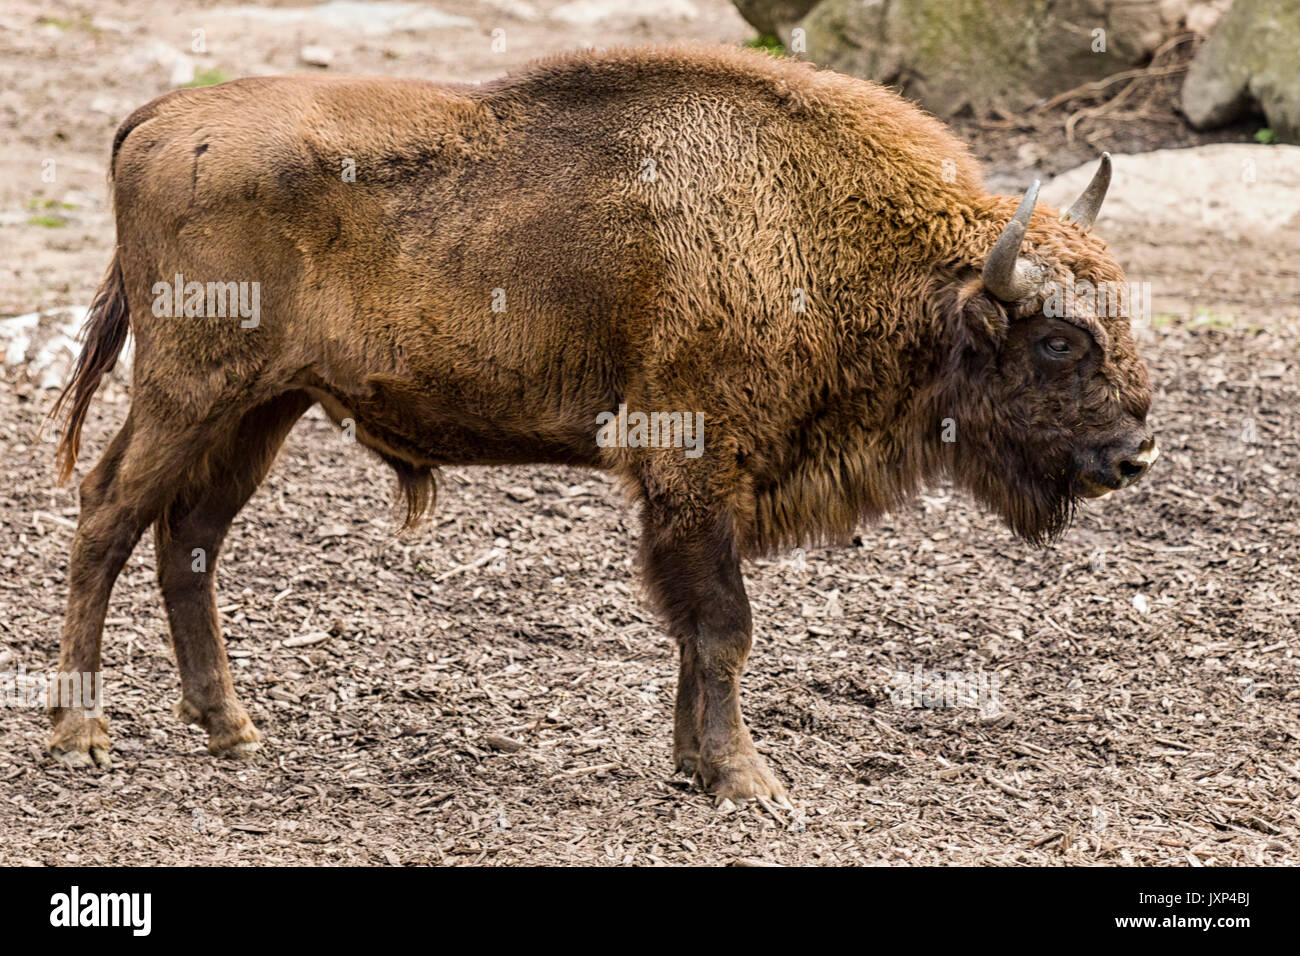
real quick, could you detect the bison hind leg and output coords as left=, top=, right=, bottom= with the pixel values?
left=155, top=392, right=314, bottom=758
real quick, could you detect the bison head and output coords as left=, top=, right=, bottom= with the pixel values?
left=941, top=155, right=1156, bottom=545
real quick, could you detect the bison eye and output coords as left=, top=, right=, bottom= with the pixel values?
left=1041, top=336, right=1073, bottom=358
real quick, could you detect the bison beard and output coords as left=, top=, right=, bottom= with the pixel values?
left=959, top=440, right=1079, bottom=548
left=42, top=45, right=1153, bottom=802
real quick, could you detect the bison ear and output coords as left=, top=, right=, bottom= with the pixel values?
left=941, top=276, right=1008, bottom=358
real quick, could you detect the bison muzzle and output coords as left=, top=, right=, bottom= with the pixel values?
left=46, top=46, right=1155, bottom=803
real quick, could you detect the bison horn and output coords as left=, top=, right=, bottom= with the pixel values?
left=1060, top=152, right=1112, bottom=231
left=982, top=179, right=1041, bottom=303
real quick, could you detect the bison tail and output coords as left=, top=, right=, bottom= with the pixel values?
left=47, top=255, right=131, bottom=484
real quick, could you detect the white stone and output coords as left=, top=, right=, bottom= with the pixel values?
left=481, top=0, right=540, bottom=21
left=551, top=0, right=698, bottom=26
left=299, top=44, right=335, bottom=67
left=0, top=307, right=136, bottom=391
left=208, top=1, right=474, bottom=36
left=127, top=40, right=196, bottom=86
left=1040, top=144, right=1300, bottom=240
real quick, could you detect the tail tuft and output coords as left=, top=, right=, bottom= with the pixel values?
left=391, top=458, right=437, bottom=531
left=47, top=256, right=130, bottom=484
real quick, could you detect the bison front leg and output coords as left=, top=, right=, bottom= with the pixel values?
left=640, top=506, right=789, bottom=805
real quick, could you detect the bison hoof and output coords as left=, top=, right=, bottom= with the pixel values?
left=207, top=721, right=262, bottom=758
left=51, top=745, right=113, bottom=769
left=172, top=697, right=203, bottom=726
left=174, top=697, right=262, bottom=757
left=715, top=790, right=795, bottom=812
left=674, top=751, right=700, bottom=777
left=698, top=751, right=789, bottom=805
left=48, top=714, right=112, bottom=769
left=211, top=738, right=263, bottom=759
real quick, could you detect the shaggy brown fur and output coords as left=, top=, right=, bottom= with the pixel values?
left=46, top=46, right=1153, bottom=801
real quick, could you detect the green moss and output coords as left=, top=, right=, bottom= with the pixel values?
left=1192, top=308, right=1234, bottom=328
left=37, top=15, right=94, bottom=30
left=182, top=67, right=232, bottom=88
left=744, top=34, right=787, bottom=56
left=896, top=0, right=1042, bottom=82
left=28, top=214, right=67, bottom=228
left=26, top=197, right=76, bottom=211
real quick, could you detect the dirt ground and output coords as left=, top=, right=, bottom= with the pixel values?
left=1, top=0, right=1297, bottom=866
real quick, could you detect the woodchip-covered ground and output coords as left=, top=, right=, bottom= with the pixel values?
left=1, top=0, right=1296, bottom=865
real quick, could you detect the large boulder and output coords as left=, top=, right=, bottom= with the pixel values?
left=792, top=0, right=1192, bottom=118
left=1181, top=0, right=1300, bottom=143
left=1040, top=143, right=1300, bottom=240
left=732, top=0, right=820, bottom=36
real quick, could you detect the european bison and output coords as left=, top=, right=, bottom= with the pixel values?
left=47, top=46, right=1155, bottom=803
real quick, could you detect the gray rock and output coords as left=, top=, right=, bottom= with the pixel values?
left=732, top=0, right=821, bottom=37
left=209, top=2, right=474, bottom=36
left=1181, top=0, right=1300, bottom=143
left=796, top=0, right=1180, bottom=118
left=1184, top=0, right=1233, bottom=36
left=1040, top=143, right=1300, bottom=240
left=551, top=0, right=698, bottom=25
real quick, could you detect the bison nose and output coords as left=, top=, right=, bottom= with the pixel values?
left=1110, top=438, right=1158, bottom=488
